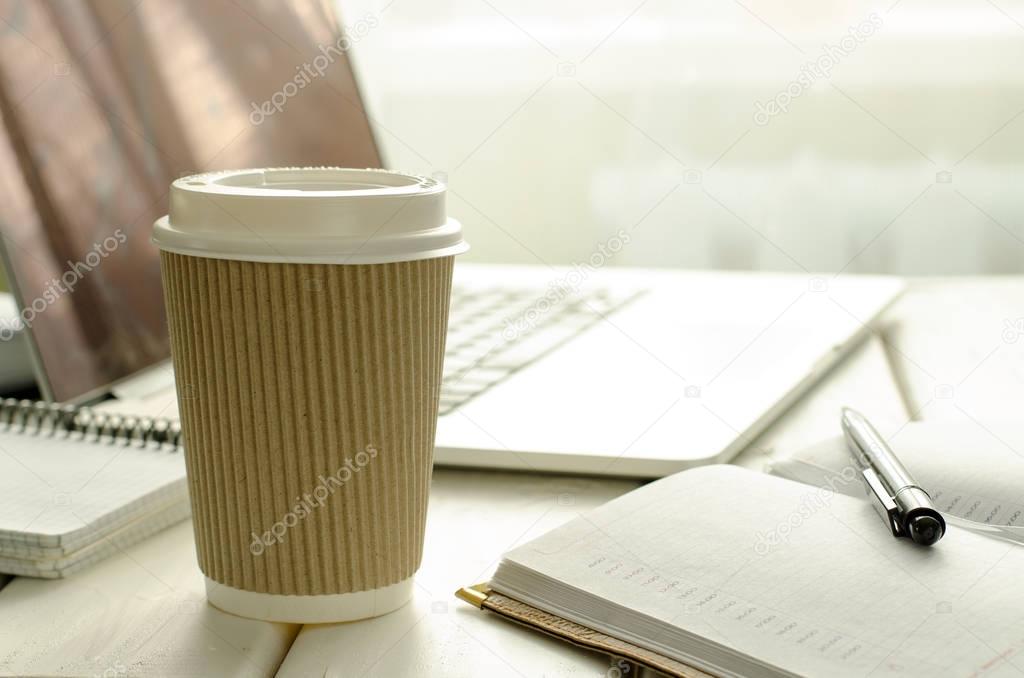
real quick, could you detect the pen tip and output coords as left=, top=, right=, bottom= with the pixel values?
left=908, top=515, right=945, bottom=546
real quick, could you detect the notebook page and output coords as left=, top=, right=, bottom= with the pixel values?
left=0, top=499, right=191, bottom=578
left=774, top=422, right=1024, bottom=528
left=0, top=430, right=187, bottom=547
left=881, top=282, right=1024, bottom=422
left=497, top=465, right=1024, bottom=678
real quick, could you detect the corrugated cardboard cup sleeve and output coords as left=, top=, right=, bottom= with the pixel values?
left=160, top=252, right=453, bottom=596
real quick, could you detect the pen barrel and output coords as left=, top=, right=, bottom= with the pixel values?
left=859, top=437, right=916, bottom=495
left=842, top=409, right=944, bottom=545
left=893, top=485, right=938, bottom=518
left=842, top=411, right=916, bottom=495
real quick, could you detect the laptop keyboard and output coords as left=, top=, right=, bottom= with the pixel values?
left=97, top=284, right=641, bottom=423
left=439, top=285, right=642, bottom=415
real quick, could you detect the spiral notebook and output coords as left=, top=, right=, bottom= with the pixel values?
left=0, top=400, right=188, bottom=578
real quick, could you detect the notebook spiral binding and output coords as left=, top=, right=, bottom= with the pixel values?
left=0, top=398, right=183, bottom=449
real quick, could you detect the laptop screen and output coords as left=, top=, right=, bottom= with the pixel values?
left=0, top=1, right=380, bottom=402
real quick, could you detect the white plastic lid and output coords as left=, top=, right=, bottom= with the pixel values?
left=152, top=167, right=468, bottom=264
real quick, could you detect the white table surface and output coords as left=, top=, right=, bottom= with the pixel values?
left=1, top=280, right=1019, bottom=677
left=0, top=520, right=298, bottom=677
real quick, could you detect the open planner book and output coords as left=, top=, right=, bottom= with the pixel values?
left=466, top=465, right=1024, bottom=678
left=0, top=400, right=187, bottom=578
left=772, top=421, right=1024, bottom=545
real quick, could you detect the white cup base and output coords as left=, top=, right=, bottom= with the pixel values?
left=204, top=575, right=414, bottom=623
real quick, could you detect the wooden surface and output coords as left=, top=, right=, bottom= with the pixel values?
left=1, top=280, right=1019, bottom=677
left=0, top=521, right=298, bottom=677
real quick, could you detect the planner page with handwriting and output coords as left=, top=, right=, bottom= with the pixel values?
left=495, top=465, right=1024, bottom=678
left=774, top=422, right=1024, bottom=533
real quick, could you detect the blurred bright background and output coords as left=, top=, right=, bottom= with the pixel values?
left=336, top=0, right=1024, bottom=275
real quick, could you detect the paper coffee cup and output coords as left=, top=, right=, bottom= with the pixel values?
left=152, top=168, right=466, bottom=623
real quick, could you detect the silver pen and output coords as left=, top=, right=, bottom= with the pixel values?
left=841, top=408, right=945, bottom=546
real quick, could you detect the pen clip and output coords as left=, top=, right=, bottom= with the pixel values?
left=861, top=467, right=903, bottom=538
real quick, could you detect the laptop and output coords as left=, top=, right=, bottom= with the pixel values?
left=0, top=1, right=904, bottom=477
